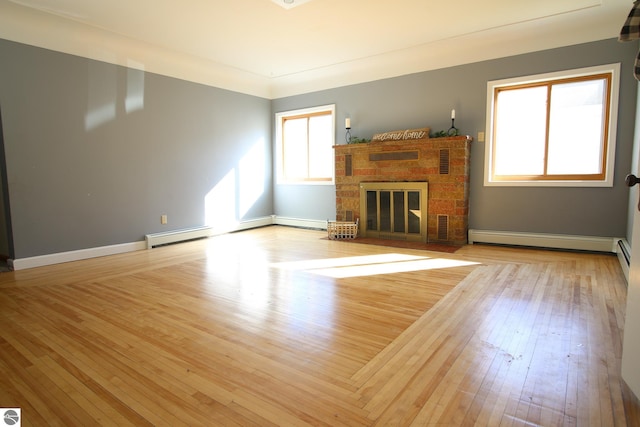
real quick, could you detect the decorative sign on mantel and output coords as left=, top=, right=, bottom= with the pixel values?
left=371, top=127, right=430, bottom=142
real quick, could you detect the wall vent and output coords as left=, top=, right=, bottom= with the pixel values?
left=345, top=154, right=353, bottom=176
left=439, top=149, right=450, bottom=174
left=437, top=215, right=449, bottom=241
left=345, top=210, right=353, bottom=222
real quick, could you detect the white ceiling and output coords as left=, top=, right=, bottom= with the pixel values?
left=0, top=0, right=633, bottom=98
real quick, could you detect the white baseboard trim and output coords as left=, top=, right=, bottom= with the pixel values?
left=9, top=216, right=279, bottom=271
left=468, top=229, right=622, bottom=253
left=206, top=216, right=276, bottom=238
left=229, top=216, right=275, bottom=232
left=10, top=241, right=148, bottom=271
left=272, top=216, right=328, bottom=230
left=11, top=223, right=624, bottom=271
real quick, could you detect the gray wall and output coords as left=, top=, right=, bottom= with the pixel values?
left=273, top=38, right=639, bottom=238
left=1, top=37, right=636, bottom=260
left=0, top=39, right=273, bottom=259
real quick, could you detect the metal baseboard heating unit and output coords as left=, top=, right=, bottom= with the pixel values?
left=145, top=226, right=213, bottom=249
left=468, top=229, right=619, bottom=253
left=617, top=239, right=630, bottom=284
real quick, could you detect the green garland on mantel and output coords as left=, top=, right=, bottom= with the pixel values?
left=347, top=137, right=371, bottom=144
left=431, top=129, right=460, bottom=137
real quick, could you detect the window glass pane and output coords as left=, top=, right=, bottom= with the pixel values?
left=379, top=191, right=391, bottom=232
left=283, top=118, right=308, bottom=179
left=547, top=79, right=606, bottom=175
left=408, top=191, right=420, bottom=234
left=366, top=191, right=377, bottom=231
left=308, top=114, right=332, bottom=178
left=393, top=191, right=405, bottom=233
left=494, top=86, right=547, bottom=176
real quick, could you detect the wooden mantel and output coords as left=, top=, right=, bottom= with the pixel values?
left=334, top=135, right=472, bottom=245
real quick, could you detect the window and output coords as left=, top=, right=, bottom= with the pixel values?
left=485, top=64, right=620, bottom=187
left=275, top=105, right=335, bottom=184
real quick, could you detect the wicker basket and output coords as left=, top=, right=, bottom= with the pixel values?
left=327, top=219, right=359, bottom=240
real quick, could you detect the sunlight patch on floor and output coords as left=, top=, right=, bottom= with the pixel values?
left=270, top=253, right=479, bottom=278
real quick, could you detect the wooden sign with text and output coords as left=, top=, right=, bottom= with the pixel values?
left=371, top=127, right=430, bottom=142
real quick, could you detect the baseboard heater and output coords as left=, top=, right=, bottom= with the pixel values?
left=468, top=229, right=620, bottom=253
left=145, top=226, right=212, bottom=249
left=617, top=238, right=630, bottom=284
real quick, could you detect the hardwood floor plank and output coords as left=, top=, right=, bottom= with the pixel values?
left=0, top=226, right=637, bottom=426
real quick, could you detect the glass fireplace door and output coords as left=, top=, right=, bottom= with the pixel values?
left=360, top=182, right=428, bottom=242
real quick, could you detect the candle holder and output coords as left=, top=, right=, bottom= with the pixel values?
left=447, top=118, right=458, bottom=136
left=345, top=119, right=352, bottom=143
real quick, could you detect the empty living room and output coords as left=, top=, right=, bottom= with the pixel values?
left=1, top=0, right=640, bottom=425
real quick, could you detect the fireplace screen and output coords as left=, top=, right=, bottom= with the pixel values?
left=360, top=182, right=428, bottom=242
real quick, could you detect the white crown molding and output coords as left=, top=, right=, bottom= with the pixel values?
left=0, top=0, right=628, bottom=99
left=0, top=1, right=272, bottom=98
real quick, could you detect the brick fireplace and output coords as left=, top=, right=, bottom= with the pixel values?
left=334, top=135, right=471, bottom=245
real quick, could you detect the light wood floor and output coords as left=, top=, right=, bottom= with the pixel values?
left=0, top=225, right=638, bottom=426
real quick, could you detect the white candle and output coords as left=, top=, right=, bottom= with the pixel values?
left=345, top=118, right=351, bottom=129
left=451, top=109, right=455, bottom=119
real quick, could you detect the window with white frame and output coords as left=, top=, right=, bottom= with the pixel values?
left=276, top=104, right=335, bottom=184
left=485, top=64, right=620, bottom=187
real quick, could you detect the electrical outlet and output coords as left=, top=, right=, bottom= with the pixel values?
left=161, top=215, right=168, bottom=225
left=478, top=131, right=485, bottom=142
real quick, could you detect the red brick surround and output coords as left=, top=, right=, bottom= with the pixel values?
left=334, top=136, right=471, bottom=245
